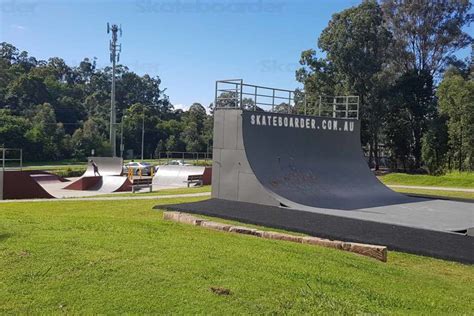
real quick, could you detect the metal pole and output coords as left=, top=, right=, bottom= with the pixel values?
left=108, top=23, right=122, bottom=157
left=20, top=149, right=22, bottom=171
left=214, top=81, right=218, bottom=109
left=319, top=96, right=322, bottom=116
left=272, top=90, right=275, bottom=112
left=239, top=80, right=243, bottom=109
left=288, top=91, right=291, bottom=114
left=141, top=109, right=145, bottom=161
left=110, top=57, right=116, bottom=157
left=120, top=118, right=124, bottom=158
left=345, top=97, right=349, bottom=119
left=254, top=86, right=257, bottom=111
left=2, top=148, right=4, bottom=171
left=304, top=93, right=307, bottom=116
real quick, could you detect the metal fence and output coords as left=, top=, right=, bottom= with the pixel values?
left=215, top=79, right=359, bottom=119
left=156, top=151, right=212, bottom=164
left=1, top=148, right=23, bottom=171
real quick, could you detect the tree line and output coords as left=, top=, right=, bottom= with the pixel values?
left=1, top=0, right=473, bottom=175
left=0, top=42, right=213, bottom=161
left=297, top=0, right=473, bottom=174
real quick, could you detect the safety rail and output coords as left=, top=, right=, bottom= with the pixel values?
left=215, top=79, right=359, bottom=119
left=1, top=148, right=23, bottom=171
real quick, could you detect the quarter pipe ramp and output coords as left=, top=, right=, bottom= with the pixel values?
left=211, top=109, right=473, bottom=233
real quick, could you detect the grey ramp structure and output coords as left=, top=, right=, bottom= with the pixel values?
left=153, top=165, right=206, bottom=187
left=84, top=157, right=123, bottom=176
left=212, top=108, right=474, bottom=233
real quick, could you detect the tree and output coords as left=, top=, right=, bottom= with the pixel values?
left=299, top=0, right=393, bottom=169
left=437, top=70, right=474, bottom=171
left=382, top=0, right=473, bottom=78
left=25, top=103, right=65, bottom=160
left=421, top=115, right=449, bottom=174
left=0, top=109, right=31, bottom=149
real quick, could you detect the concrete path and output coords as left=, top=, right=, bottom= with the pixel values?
left=388, top=185, right=474, bottom=193
left=0, top=192, right=211, bottom=203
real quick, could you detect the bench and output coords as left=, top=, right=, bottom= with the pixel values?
left=185, top=175, right=203, bottom=187
left=132, top=177, right=153, bottom=193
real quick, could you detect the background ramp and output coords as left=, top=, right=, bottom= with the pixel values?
left=2, top=171, right=55, bottom=199
left=83, top=157, right=123, bottom=176
left=153, top=165, right=210, bottom=187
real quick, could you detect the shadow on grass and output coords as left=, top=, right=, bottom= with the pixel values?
left=0, top=233, right=13, bottom=242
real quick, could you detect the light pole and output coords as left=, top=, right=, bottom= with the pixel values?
left=120, top=115, right=127, bottom=159
left=107, top=23, right=122, bottom=157
left=141, top=107, right=145, bottom=161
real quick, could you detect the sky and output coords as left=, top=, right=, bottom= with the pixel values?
left=0, top=0, right=472, bottom=111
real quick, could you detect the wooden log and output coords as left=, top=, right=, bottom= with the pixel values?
left=200, top=221, right=232, bottom=232
left=259, top=231, right=303, bottom=243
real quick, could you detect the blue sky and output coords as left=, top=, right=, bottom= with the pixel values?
left=1, top=0, right=472, bottom=110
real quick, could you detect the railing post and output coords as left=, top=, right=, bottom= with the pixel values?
left=254, top=86, right=257, bottom=111
left=215, top=81, right=218, bottom=109
left=304, top=93, right=307, bottom=115
left=288, top=91, right=291, bottom=114
left=272, top=90, right=275, bottom=112
left=239, top=80, right=243, bottom=109
left=345, top=96, right=349, bottom=119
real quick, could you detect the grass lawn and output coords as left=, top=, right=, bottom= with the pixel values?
left=1, top=198, right=473, bottom=314
left=87, top=185, right=212, bottom=198
left=392, top=187, right=474, bottom=200
left=379, top=172, right=474, bottom=188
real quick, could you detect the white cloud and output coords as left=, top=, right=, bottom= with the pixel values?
left=11, top=24, right=27, bottom=31
left=173, top=103, right=190, bottom=111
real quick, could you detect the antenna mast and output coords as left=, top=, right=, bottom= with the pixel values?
left=107, top=23, right=122, bottom=157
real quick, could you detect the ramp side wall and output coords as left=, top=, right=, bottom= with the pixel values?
left=212, top=109, right=279, bottom=206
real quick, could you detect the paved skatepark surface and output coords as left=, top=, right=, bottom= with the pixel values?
left=161, top=198, right=474, bottom=264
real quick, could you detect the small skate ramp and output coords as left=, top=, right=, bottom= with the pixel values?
left=64, top=176, right=132, bottom=192
left=83, top=157, right=123, bottom=176
left=28, top=170, right=68, bottom=183
left=153, top=165, right=211, bottom=187
left=64, top=157, right=126, bottom=192
left=2, top=171, right=54, bottom=199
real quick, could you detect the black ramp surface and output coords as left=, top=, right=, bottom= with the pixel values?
left=159, top=199, right=474, bottom=264
left=241, top=111, right=420, bottom=210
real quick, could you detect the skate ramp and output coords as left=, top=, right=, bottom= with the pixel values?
left=64, top=176, right=131, bottom=192
left=83, top=157, right=123, bottom=177
left=241, top=111, right=417, bottom=210
left=153, top=165, right=211, bottom=187
left=29, top=170, right=68, bottom=183
left=2, top=171, right=54, bottom=199
left=64, top=157, right=126, bottom=192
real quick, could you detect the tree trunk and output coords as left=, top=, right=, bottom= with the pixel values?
left=373, top=132, right=380, bottom=171
left=368, top=143, right=374, bottom=169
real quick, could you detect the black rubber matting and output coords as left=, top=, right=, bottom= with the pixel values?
left=156, top=198, right=474, bottom=264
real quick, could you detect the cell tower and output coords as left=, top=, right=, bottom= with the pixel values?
left=107, top=23, right=122, bottom=157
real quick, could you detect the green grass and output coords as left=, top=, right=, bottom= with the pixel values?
left=1, top=198, right=473, bottom=314
left=85, top=185, right=212, bottom=198
left=392, top=187, right=474, bottom=200
left=379, top=172, right=474, bottom=188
